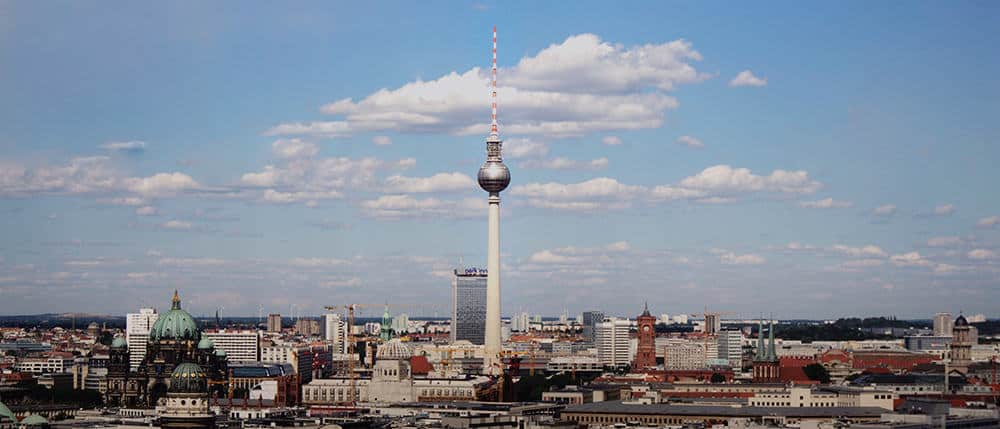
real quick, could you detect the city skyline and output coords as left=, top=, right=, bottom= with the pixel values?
left=2, top=2, right=1000, bottom=318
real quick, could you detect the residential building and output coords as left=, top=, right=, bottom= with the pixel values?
left=718, top=329, right=743, bottom=367
left=126, top=307, right=158, bottom=371
left=933, top=313, right=953, bottom=337
left=261, top=345, right=313, bottom=385
left=595, top=317, right=630, bottom=368
left=203, top=329, right=260, bottom=363
left=267, top=314, right=282, bottom=333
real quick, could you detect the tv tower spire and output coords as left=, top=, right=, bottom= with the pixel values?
left=478, top=25, right=510, bottom=376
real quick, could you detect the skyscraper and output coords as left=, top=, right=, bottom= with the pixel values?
left=596, top=317, right=631, bottom=368
left=125, top=307, right=158, bottom=371
left=477, top=26, right=511, bottom=374
left=582, top=311, right=605, bottom=343
left=267, top=313, right=282, bottom=333
left=452, top=268, right=487, bottom=345
left=934, top=312, right=954, bottom=337
left=717, top=329, right=743, bottom=368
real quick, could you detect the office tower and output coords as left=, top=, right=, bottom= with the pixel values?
left=261, top=345, right=314, bottom=385
left=452, top=268, right=487, bottom=345
left=582, top=311, right=605, bottom=343
left=634, top=304, right=657, bottom=369
left=477, top=26, right=511, bottom=374
left=295, top=318, right=320, bottom=337
left=663, top=340, right=707, bottom=370
left=392, top=313, right=410, bottom=334
left=933, top=312, right=954, bottom=337
left=125, top=307, right=158, bottom=371
left=202, top=329, right=260, bottom=363
left=512, top=312, right=531, bottom=332
left=704, top=313, right=721, bottom=335
left=717, top=329, right=743, bottom=367
left=267, top=314, right=282, bottom=333
left=595, top=317, right=631, bottom=368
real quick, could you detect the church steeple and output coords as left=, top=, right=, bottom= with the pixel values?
left=756, top=320, right=765, bottom=360
left=172, top=289, right=181, bottom=310
left=767, top=319, right=778, bottom=361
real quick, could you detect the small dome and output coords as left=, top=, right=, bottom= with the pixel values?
left=955, top=315, right=968, bottom=327
left=111, top=336, right=127, bottom=349
left=149, top=291, right=200, bottom=342
left=215, top=349, right=227, bottom=357
left=377, top=339, right=411, bottom=360
left=87, top=322, right=100, bottom=329
left=197, top=337, right=214, bottom=350
left=19, top=414, right=48, bottom=426
left=169, top=363, right=207, bottom=393
left=0, top=401, right=15, bottom=422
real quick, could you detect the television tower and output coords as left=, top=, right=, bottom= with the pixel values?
left=478, top=25, right=510, bottom=375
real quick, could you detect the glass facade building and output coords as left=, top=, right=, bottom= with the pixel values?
left=451, top=268, right=488, bottom=344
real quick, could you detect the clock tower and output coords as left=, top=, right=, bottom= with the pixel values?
left=634, top=303, right=657, bottom=370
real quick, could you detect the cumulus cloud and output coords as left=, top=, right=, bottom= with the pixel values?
left=602, top=136, right=622, bottom=146
left=890, top=252, right=932, bottom=267
left=719, top=252, right=766, bottom=265
left=287, top=257, right=352, bottom=267
left=679, top=165, right=821, bottom=194
left=512, top=177, right=644, bottom=211
left=382, top=172, right=476, bottom=193
left=161, top=220, right=193, bottom=230
left=239, top=154, right=415, bottom=205
left=933, top=204, right=955, bottom=216
left=968, top=249, right=996, bottom=260
left=372, top=136, right=392, bottom=146
left=272, top=138, right=319, bottom=159
left=830, top=244, right=888, bottom=258
left=977, top=216, right=1000, bottom=228
left=729, top=70, right=768, bottom=87
left=873, top=204, right=897, bottom=216
left=360, top=195, right=485, bottom=219
left=504, top=138, right=550, bottom=159
left=124, top=172, right=201, bottom=197
left=927, top=236, right=962, bottom=247
left=0, top=157, right=118, bottom=196
left=798, top=197, right=853, bottom=209
left=267, top=34, right=708, bottom=139
left=99, top=140, right=147, bottom=153
left=157, top=257, right=229, bottom=267
left=135, top=206, right=158, bottom=216
left=675, top=135, right=704, bottom=148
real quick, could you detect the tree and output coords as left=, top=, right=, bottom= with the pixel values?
left=803, top=363, right=831, bottom=384
left=710, top=373, right=726, bottom=383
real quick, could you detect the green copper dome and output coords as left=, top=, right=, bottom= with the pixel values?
left=19, top=414, right=48, bottom=425
left=0, top=401, right=15, bottom=422
left=169, top=362, right=207, bottom=393
left=215, top=348, right=227, bottom=357
left=111, top=336, right=127, bottom=349
left=149, top=290, right=200, bottom=342
left=197, top=337, right=214, bottom=350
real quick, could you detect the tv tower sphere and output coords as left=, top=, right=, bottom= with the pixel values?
left=478, top=138, right=510, bottom=193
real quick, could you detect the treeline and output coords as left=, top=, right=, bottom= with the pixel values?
left=775, top=317, right=930, bottom=342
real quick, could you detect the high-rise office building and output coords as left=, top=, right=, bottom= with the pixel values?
left=933, top=312, right=954, bottom=337
left=664, top=340, right=707, bottom=370
left=261, top=345, right=314, bottom=385
left=321, top=313, right=346, bottom=352
left=295, top=319, right=320, bottom=336
left=203, top=329, right=260, bottom=363
left=126, top=308, right=158, bottom=371
left=267, top=314, right=282, bottom=333
left=392, top=313, right=410, bottom=334
left=704, top=313, right=722, bottom=335
left=582, top=311, right=605, bottom=343
left=717, top=329, right=743, bottom=367
left=511, top=312, right=531, bottom=332
left=595, top=317, right=631, bottom=368
left=451, top=268, right=487, bottom=344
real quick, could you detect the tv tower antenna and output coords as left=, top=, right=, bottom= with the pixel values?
left=490, top=25, right=499, bottom=137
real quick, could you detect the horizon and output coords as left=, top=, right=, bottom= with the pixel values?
left=2, top=2, right=999, bottom=319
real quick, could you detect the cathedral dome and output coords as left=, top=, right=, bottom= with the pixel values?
left=169, top=362, right=207, bottom=393
left=197, top=337, right=214, bottom=350
left=376, top=339, right=411, bottom=360
left=0, top=401, right=15, bottom=423
left=111, top=336, right=127, bottom=349
left=19, top=414, right=48, bottom=426
left=149, top=290, right=200, bottom=342
left=955, top=315, right=968, bottom=327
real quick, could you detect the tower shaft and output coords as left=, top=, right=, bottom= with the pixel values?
left=484, top=194, right=502, bottom=374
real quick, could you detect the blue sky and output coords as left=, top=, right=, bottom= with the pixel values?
left=1, top=1, right=998, bottom=319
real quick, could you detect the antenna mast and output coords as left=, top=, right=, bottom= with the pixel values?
left=490, top=25, right=498, bottom=137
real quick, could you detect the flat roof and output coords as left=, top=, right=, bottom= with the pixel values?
left=562, top=401, right=886, bottom=418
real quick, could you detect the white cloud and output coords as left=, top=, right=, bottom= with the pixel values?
left=602, top=136, right=622, bottom=146
left=0, top=157, right=118, bottom=196
left=890, top=252, right=932, bottom=267
left=729, top=70, right=768, bottom=87
left=977, top=216, right=1000, bottom=228
left=101, top=197, right=148, bottom=206
left=320, top=277, right=363, bottom=288
left=272, top=138, right=319, bottom=159
left=162, top=220, right=193, bottom=230
left=157, top=257, right=229, bottom=267
left=382, top=172, right=476, bottom=193
left=678, top=165, right=821, bottom=195
left=830, top=244, right=888, bottom=258
left=933, top=204, right=955, bottom=216
left=873, top=204, right=897, bottom=216
left=927, top=236, right=962, bottom=247
left=512, top=177, right=644, bottom=211
left=841, top=259, right=885, bottom=269
left=360, top=195, right=485, bottom=219
left=934, top=264, right=960, bottom=275
left=675, top=135, right=704, bottom=148
left=798, top=197, right=853, bottom=209
left=967, top=249, right=996, bottom=260
left=287, top=257, right=352, bottom=267
left=504, top=138, right=550, bottom=159
left=135, top=206, right=158, bottom=216
left=267, top=34, right=708, bottom=139
left=520, top=157, right=608, bottom=170
left=372, top=136, right=392, bottom=146
left=239, top=155, right=414, bottom=204
left=100, top=140, right=147, bottom=153
left=125, top=172, right=201, bottom=197
left=719, top=252, right=766, bottom=265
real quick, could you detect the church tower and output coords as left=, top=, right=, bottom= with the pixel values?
left=950, top=314, right=973, bottom=374
left=633, top=303, right=657, bottom=370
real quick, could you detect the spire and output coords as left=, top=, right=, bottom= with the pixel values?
left=489, top=25, right=499, bottom=139
left=767, top=319, right=778, bottom=361
left=172, top=289, right=181, bottom=310
left=380, top=304, right=393, bottom=341
left=641, top=301, right=651, bottom=317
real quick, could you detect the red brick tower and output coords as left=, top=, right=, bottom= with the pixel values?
left=634, top=303, right=657, bottom=370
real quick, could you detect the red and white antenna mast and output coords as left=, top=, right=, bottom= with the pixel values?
left=490, top=25, right=499, bottom=138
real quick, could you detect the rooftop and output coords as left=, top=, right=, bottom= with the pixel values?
left=562, top=401, right=888, bottom=418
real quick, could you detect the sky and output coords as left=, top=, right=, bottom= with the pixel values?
left=1, top=1, right=999, bottom=319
